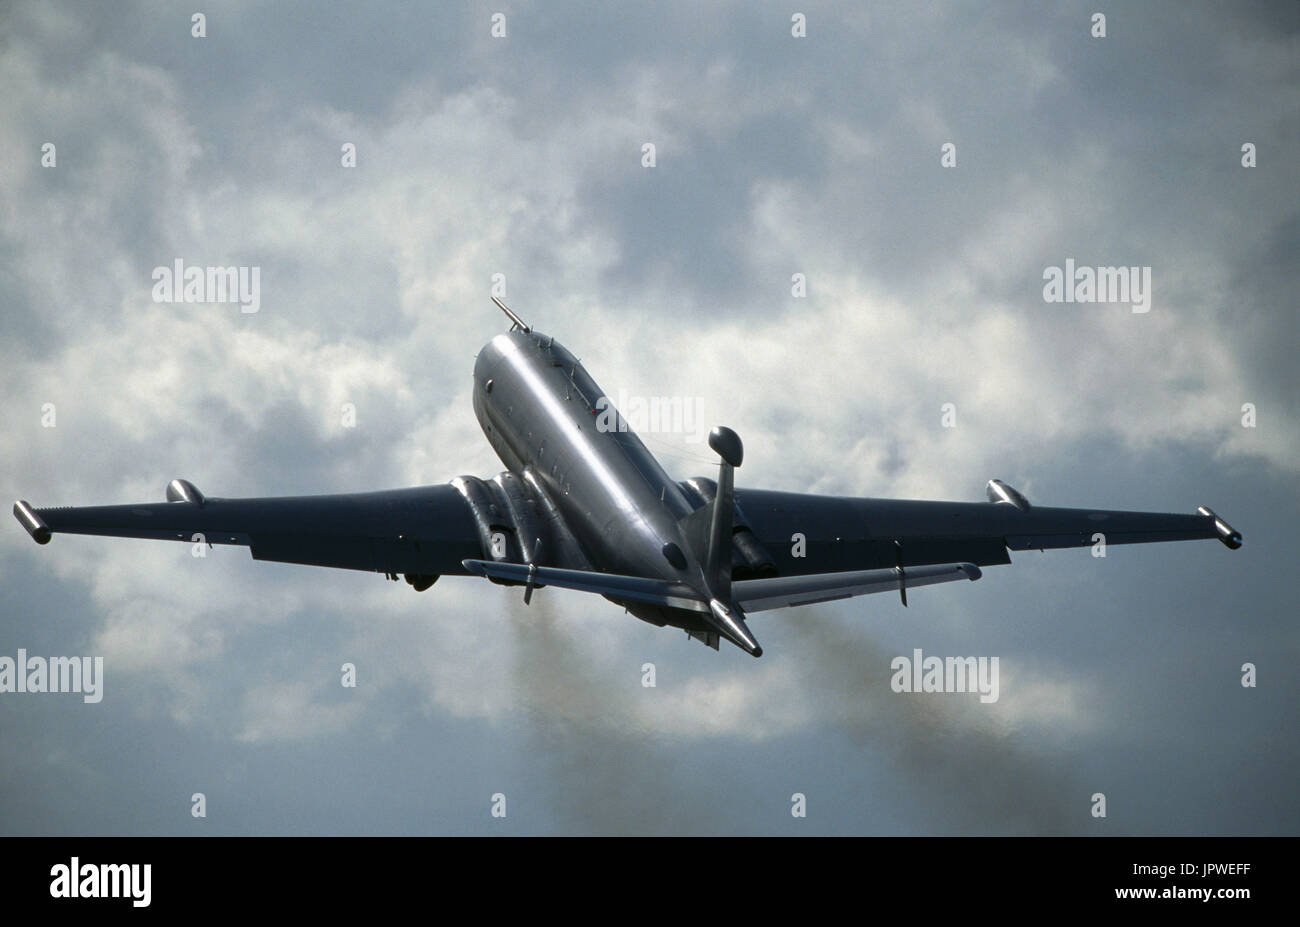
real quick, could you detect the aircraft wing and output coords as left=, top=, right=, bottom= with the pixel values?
left=731, top=485, right=1241, bottom=577
left=13, top=481, right=484, bottom=582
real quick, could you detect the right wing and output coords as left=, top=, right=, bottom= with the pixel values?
left=14, top=481, right=485, bottom=583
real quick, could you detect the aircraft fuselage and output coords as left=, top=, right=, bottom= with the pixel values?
left=472, top=330, right=718, bottom=635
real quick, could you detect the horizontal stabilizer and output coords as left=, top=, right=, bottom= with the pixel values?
left=462, top=559, right=708, bottom=612
left=734, top=562, right=981, bottom=613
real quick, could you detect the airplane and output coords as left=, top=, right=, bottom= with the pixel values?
left=13, top=297, right=1242, bottom=657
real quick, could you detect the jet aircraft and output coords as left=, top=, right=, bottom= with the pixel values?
left=14, top=298, right=1242, bottom=656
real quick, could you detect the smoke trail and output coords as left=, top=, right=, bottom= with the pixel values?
left=505, top=594, right=735, bottom=835
left=789, top=612, right=1087, bottom=834
left=502, top=585, right=1088, bottom=834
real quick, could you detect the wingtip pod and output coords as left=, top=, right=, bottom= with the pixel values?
left=13, top=500, right=50, bottom=544
left=1197, top=506, right=1243, bottom=549
left=958, top=563, right=982, bottom=581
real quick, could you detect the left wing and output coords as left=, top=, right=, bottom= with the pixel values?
left=724, top=480, right=1241, bottom=578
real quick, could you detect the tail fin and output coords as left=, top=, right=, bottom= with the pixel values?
left=679, top=425, right=744, bottom=599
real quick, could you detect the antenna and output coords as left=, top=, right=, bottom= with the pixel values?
left=491, top=296, right=530, bottom=333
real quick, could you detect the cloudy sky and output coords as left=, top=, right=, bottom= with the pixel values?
left=1, top=0, right=1296, bottom=835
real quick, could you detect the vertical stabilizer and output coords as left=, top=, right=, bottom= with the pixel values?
left=679, top=426, right=762, bottom=656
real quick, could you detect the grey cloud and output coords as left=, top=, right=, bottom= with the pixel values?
left=1, top=0, right=1294, bottom=836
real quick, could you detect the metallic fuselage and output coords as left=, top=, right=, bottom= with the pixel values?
left=471, top=330, right=709, bottom=630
